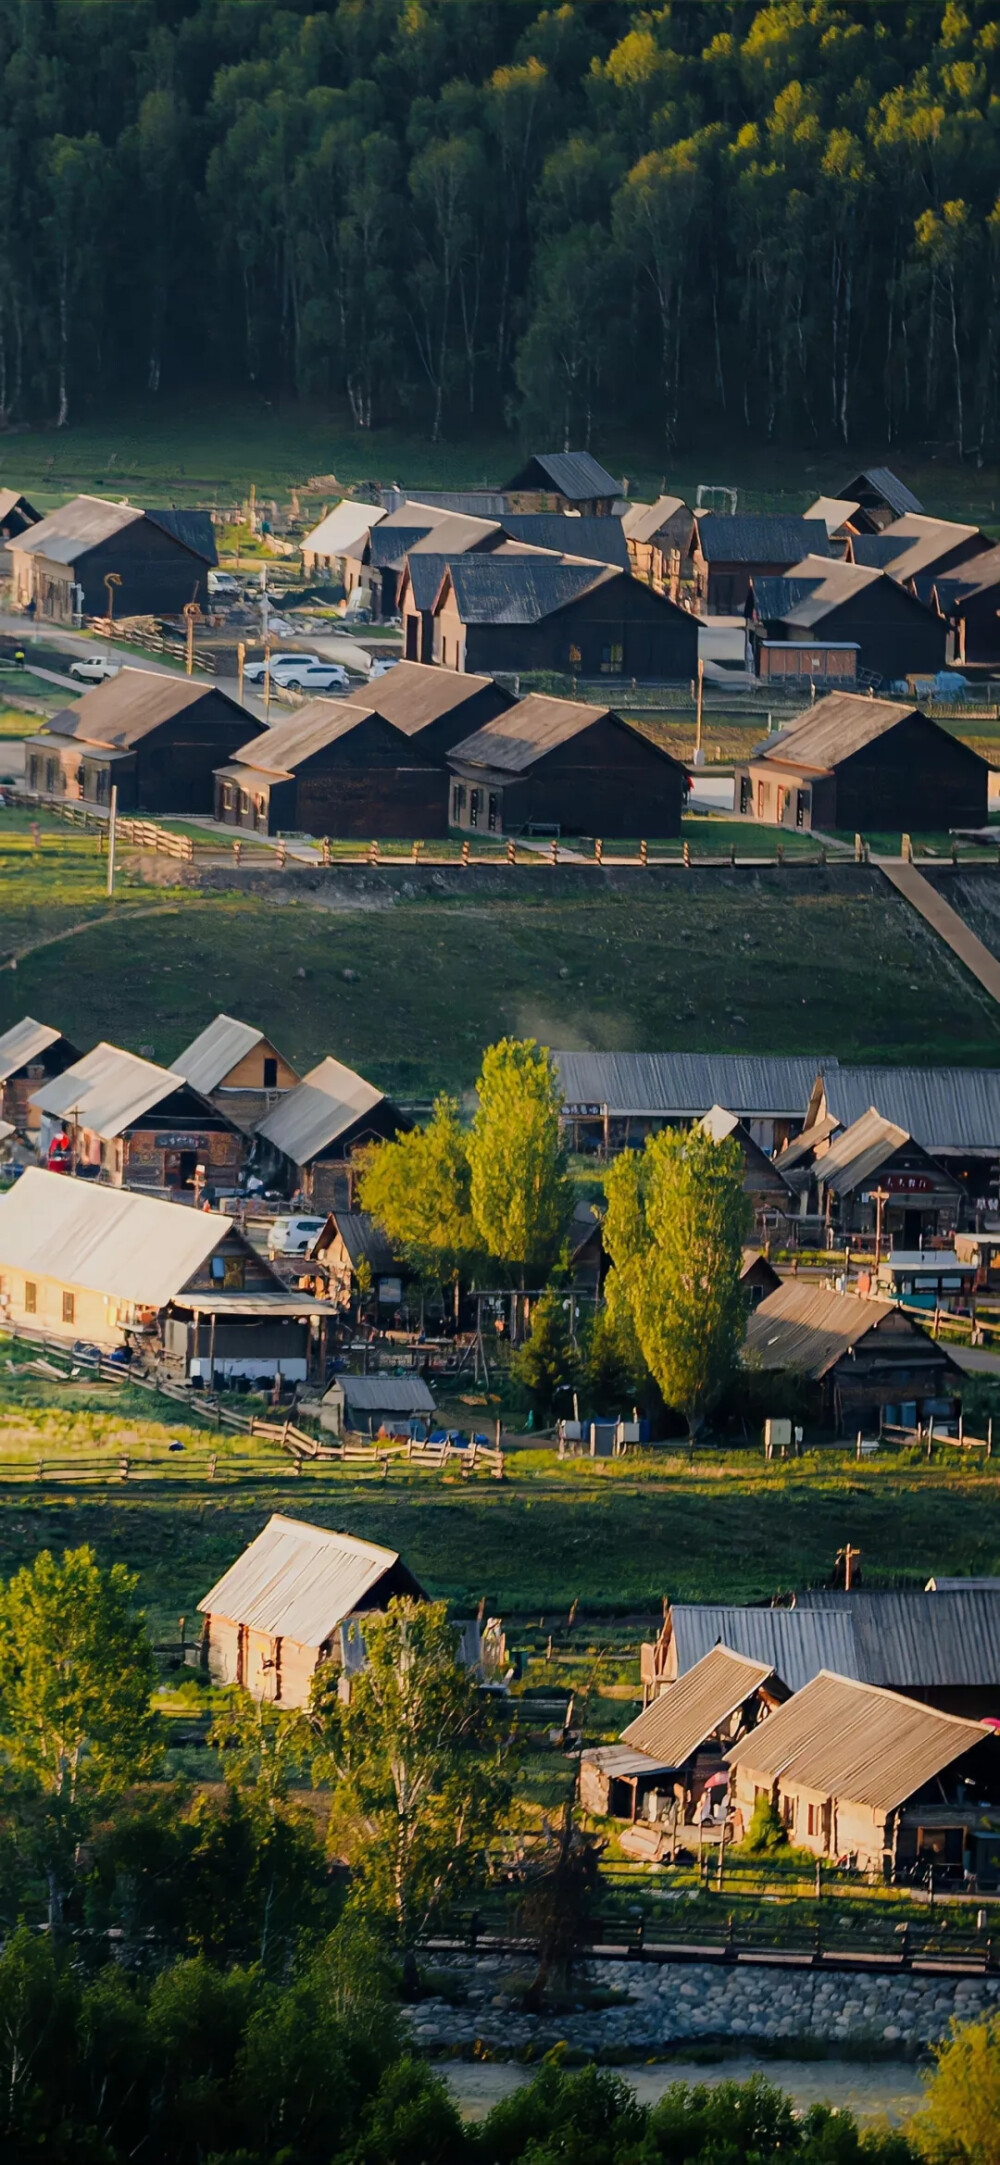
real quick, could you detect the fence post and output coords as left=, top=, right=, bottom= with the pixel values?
left=682, top=841, right=691, bottom=868
left=594, top=837, right=603, bottom=864
left=208, top=1452, right=217, bottom=1481
left=639, top=838, right=648, bottom=866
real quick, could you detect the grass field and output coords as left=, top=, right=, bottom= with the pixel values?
left=3, top=812, right=1000, bottom=1092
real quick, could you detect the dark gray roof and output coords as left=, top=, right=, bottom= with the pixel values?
left=500, top=515, right=628, bottom=568
left=403, top=553, right=450, bottom=610
left=356, top=660, right=512, bottom=738
left=819, top=1064, right=1000, bottom=1155
left=146, top=508, right=217, bottom=565
left=749, top=576, right=820, bottom=620
left=554, top=1051, right=826, bottom=1119
left=851, top=533, right=913, bottom=569
left=341, top=1374, right=436, bottom=1413
left=753, top=691, right=921, bottom=769
left=46, top=667, right=249, bottom=750
left=443, top=555, right=611, bottom=625
left=696, top=516, right=830, bottom=564
left=320, top=1210, right=400, bottom=1275
left=369, top=524, right=433, bottom=570
left=792, top=1590, right=1000, bottom=1689
left=381, top=487, right=507, bottom=518
left=667, top=1605, right=861, bottom=1695
left=229, top=701, right=419, bottom=781
left=450, top=694, right=676, bottom=776
left=505, top=451, right=621, bottom=502
left=15, top=494, right=142, bottom=563
left=840, top=468, right=924, bottom=518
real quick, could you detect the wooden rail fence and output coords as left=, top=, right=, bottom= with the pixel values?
left=9, top=787, right=194, bottom=859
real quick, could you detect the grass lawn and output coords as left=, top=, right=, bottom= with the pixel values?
left=2, top=813, right=1000, bottom=1089
left=0, top=706, right=44, bottom=737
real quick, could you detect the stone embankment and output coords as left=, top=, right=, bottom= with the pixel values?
left=408, top=1955, right=1000, bottom=2060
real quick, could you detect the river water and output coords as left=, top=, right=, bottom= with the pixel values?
left=442, top=2055, right=927, bottom=2128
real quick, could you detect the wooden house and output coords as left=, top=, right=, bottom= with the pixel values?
left=447, top=693, right=687, bottom=838
left=726, top=1671, right=1000, bottom=1883
left=500, top=515, right=629, bottom=567
left=27, top=669, right=261, bottom=815
left=0, top=488, right=40, bottom=571
left=581, top=1643, right=789, bottom=1830
left=0, top=1017, right=81, bottom=1140
left=622, top=496, right=695, bottom=595
left=10, top=496, right=216, bottom=621
left=930, top=544, right=1000, bottom=665
left=741, top=1248, right=782, bottom=1306
left=174, top=1014, right=299, bottom=1130
left=300, top=500, right=385, bottom=581
left=698, top=1104, right=793, bottom=1236
left=198, top=1514, right=428, bottom=1704
left=502, top=451, right=620, bottom=516
left=835, top=467, right=924, bottom=533
left=309, top=1208, right=408, bottom=1312
left=691, top=515, right=830, bottom=615
left=744, top=1279, right=963, bottom=1436
left=254, top=1056, right=410, bottom=1212
left=321, top=1373, right=437, bottom=1438
left=0, top=1167, right=325, bottom=1383
left=342, top=501, right=460, bottom=620
left=776, top=1105, right=964, bottom=1247
left=214, top=702, right=448, bottom=840
left=746, top=557, right=947, bottom=682
left=31, top=1042, right=246, bottom=1195
left=849, top=515, right=992, bottom=586
left=553, top=1050, right=822, bottom=1158
left=354, top=659, right=515, bottom=761
left=732, top=692, right=987, bottom=835
left=431, top=557, right=698, bottom=680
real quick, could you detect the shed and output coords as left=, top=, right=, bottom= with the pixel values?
left=747, top=556, right=947, bottom=682
left=432, top=557, right=698, bottom=681
left=726, top=1670, right=1000, bottom=1881
left=836, top=469, right=924, bottom=531
left=322, top=1371, right=437, bottom=1438
left=0, top=1016, right=81, bottom=1139
left=581, top=1643, right=787, bottom=1827
left=691, top=515, right=831, bottom=614
left=309, top=1209, right=407, bottom=1311
left=31, top=1041, right=246, bottom=1194
left=698, top=1104, right=794, bottom=1234
left=448, top=692, right=687, bottom=838
left=214, top=701, right=447, bottom=840
left=744, top=1278, right=962, bottom=1436
left=197, top=1513, right=427, bottom=1704
left=255, top=1057, right=410, bottom=1211
left=173, top=1014, right=300, bottom=1127
left=642, top=1603, right=860, bottom=1702
left=732, top=691, right=987, bottom=835
left=0, top=1166, right=319, bottom=1381
left=10, top=496, right=216, bottom=621
left=502, top=451, right=621, bottom=516
left=26, top=669, right=262, bottom=815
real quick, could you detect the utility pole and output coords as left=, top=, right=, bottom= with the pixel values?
left=263, top=634, right=272, bottom=719
left=103, top=571, right=122, bottom=647
left=693, top=656, right=705, bottom=767
left=871, top=1186, right=891, bottom=1272
left=183, top=600, right=201, bottom=677
left=237, top=639, right=246, bottom=703
left=106, top=783, right=118, bottom=897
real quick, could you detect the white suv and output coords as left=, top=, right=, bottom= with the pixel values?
left=266, top=1215, right=327, bottom=1259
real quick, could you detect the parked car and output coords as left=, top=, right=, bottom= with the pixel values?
left=277, top=661, right=350, bottom=693
left=69, top=655, right=121, bottom=683
left=208, top=571, right=240, bottom=597
left=243, top=652, right=315, bottom=684
left=368, top=657, right=399, bottom=679
left=266, top=1215, right=327, bottom=1259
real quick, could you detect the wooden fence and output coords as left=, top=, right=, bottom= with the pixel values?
left=9, top=787, right=194, bottom=860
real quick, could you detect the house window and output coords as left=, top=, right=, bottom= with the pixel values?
left=46, top=758, right=59, bottom=793
left=28, top=757, right=40, bottom=789
left=239, top=791, right=250, bottom=817
left=24, top=1280, right=36, bottom=1314
left=807, top=1803, right=818, bottom=1836
left=781, top=1793, right=795, bottom=1829
left=488, top=791, right=501, bottom=832
left=441, top=637, right=448, bottom=667
left=224, top=1257, right=245, bottom=1290
left=62, top=1291, right=75, bottom=1324
left=469, top=788, right=480, bottom=829
left=775, top=786, right=787, bottom=824
left=796, top=790, right=809, bottom=829
left=568, top=644, right=582, bottom=668
left=600, top=643, right=624, bottom=674
left=222, top=784, right=234, bottom=811
left=94, top=768, right=109, bottom=804
left=740, top=775, right=752, bottom=815
left=263, top=1057, right=278, bottom=1089
left=451, top=783, right=466, bottom=823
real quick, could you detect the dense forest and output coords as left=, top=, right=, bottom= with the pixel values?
left=3, top=1, right=1000, bottom=456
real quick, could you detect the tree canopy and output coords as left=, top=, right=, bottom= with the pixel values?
left=2, top=1, right=999, bottom=455
left=467, top=1038, right=573, bottom=1281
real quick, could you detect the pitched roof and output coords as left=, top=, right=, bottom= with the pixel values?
left=341, top=1374, right=436, bottom=1412
left=774, top=1114, right=841, bottom=1171
left=450, top=694, right=672, bottom=775
left=745, top=1279, right=929, bottom=1380
left=622, top=495, right=690, bottom=544
left=839, top=468, right=924, bottom=518
left=174, top=1014, right=268, bottom=1095
left=753, top=691, right=921, bottom=771
left=695, top=516, right=830, bottom=564
left=302, top=500, right=386, bottom=556
left=408, top=513, right=501, bottom=554
left=666, top=1604, right=861, bottom=1695
left=381, top=487, right=508, bottom=518
left=505, top=451, right=621, bottom=501
left=0, top=489, right=40, bottom=527
left=792, top=1589, right=1000, bottom=1688
left=0, top=1165, right=229, bottom=1306
left=256, top=1056, right=385, bottom=1164
left=751, top=555, right=895, bottom=629
left=817, top=1064, right=1000, bottom=1154
left=726, top=1670, right=991, bottom=1814
left=46, top=668, right=249, bottom=750
left=554, top=1051, right=827, bottom=1120
left=500, top=515, right=629, bottom=568
left=0, top=1016, right=65, bottom=1081
left=146, top=508, right=217, bottom=565
left=803, top=497, right=861, bottom=535
left=851, top=515, right=984, bottom=581
left=197, top=1513, right=423, bottom=1641
left=402, top=552, right=452, bottom=611
left=937, top=541, right=1000, bottom=598
left=809, top=1107, right=912, bottom=1196
left=31, top=1041, right=191, bottom=1140
left=14, top=494, right=142, bottom=562
left=351, top=659, right=510, bottom=737
left=317, top=1209, right=400, bottom=1275
left=622, top=1644, right=778, bottom=1765
left=369, top=524, right=435, bottom=571
left=228, top=701, right=416, bottom=781
left=440, top=554, right=612, bottom=625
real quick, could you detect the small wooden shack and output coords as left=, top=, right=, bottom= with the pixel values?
left=173, top=1013, right=300, bottom=1130
left=691, top=514, right=830, bottom=614
left=27, top=669, right=261, bottom=815
left=0, top=1017, right=81, bottom=1140
left=214, top=702, right=448, bottom=840
left=198, top=1514, right=428, bottom=1704
left=581, top=1643, right=788, bottom=1830
left=746, top=558, right=948, bottom=683
left=448, top=693, right=687, bottom=837
left=254, top=1057, right=410, bottom=1212
left=502, top=450, right=621, bottom=516
left=31, top=1042, right=247, bottom=1194
left=622, top=496, right=694, bottom=594
left=744, top=1279, right=963, bottom=1437
left=309, top=1209, right=408, bottom=1312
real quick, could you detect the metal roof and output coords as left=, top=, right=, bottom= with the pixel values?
left=791, top=1590, right=1000, bottom=1687
left=197, top=1513, right=421, bottom=1642
left=381, top=488, right=508, bottom=518
left=451, top=695, right=665, bottom=776
left=622, top=1644, right=778, bottom=1765
left=317, top=1210, right=399, bottom=1275
left=928, top=1577, right=1000, bottom=1591
left=47, top=669, right=248, bottom=751
left=851, top=516, right=983, bottom=582
left=31, top=1041, right=190, bottom=1140
left=230, top=701, right=419, bottom=781
left=500, top=515, right=629, bottom=568
left=726, top=1670, right=991, bottom=1813
left=745, top=1279, right=909, bottom=1379
left=341, top=1375, right=436, bottom=1412
left=667, top=1606, right=860, bottom=1696
left=696, top=516, right=830, bottom=564
left=174, top=1014, right=265, bottom=1095
left=754, top=692, right=922, bottom=772
left=369, top=524, right=435, bottom=571
left=505, top=451, right=621, bottom=501
left=839, top=468, right=924, bottom=518
left=409, top=513, right=501, bottom=554
left=440, top=554, right=611, bottom=625
left=0, top=1016, right=64, bottom=1081
left=14, top=494, right=142, bottom=563
left=302, top=501, right=386, bottom=556
left=402, top=552, right=452, bottom=611
left=0, top=489, right=40, bottom=528
left=256, top=1057, right=385, bottom=1165
left=818, top=1065, right=1000, bottom=1155
left=803, top=497, right=861, bottom=535
left=774, top=1114, right=841, bottom=1170
left=810, top=1107, right=911, bottom=1197
left=752, top=556, right=892, bottom=629
left=621, top=495, right=690, bottom=545
left=581, top=1743, right=677, bottom=1779
left=354, top=660, right=511, bottom=738
left=554, top=1051, right=827, bottom=1120
left=174, top=1290, right=330, bottom=1315
left=146, top=508, right=217, bottom=565
left=0, top=1165, right=228, bottom=1305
